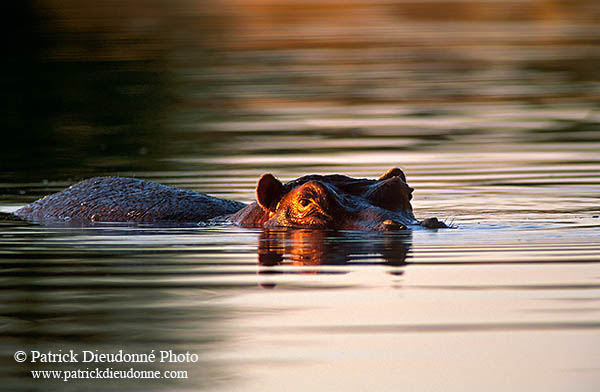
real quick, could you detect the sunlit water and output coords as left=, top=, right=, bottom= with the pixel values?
left=2, top=1, right=600, bottom=391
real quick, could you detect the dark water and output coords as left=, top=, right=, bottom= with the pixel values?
left=1, top=1, right=600, bottom=391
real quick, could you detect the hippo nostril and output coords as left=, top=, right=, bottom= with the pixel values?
left=420, top=217, right=448, bottom=229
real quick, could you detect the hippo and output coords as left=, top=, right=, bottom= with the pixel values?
left=15, top=176, right=245, bottom=225
left=14, top=168, right=447, bottom=229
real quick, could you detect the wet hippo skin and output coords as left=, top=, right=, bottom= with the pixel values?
left=14, top=176, right=246, bottom=224
left=15, top=168, right=447, bottom=229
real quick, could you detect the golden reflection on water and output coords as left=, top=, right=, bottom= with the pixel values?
left=257, top=229, right=410, bottom=266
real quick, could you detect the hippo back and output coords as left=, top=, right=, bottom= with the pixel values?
left=15, top=177, right=246, bottom=224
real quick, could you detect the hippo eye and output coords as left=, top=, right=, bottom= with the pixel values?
left=299, top=198, right=311, bottom=207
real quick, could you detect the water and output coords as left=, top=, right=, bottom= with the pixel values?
left=2, top=1, right=600, bottom=391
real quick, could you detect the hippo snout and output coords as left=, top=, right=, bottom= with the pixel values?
left=379, top=219, right=407, bottom=231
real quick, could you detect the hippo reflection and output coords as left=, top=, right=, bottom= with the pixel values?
left=258, top=229, right=410, bottom=267
left=255, top=229, right=410, bottom=289
left=15, top=168, right=447, bottom=229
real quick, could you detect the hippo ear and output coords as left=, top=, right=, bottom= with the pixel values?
left=256, top=173, right=285, bottom=212
left=378, top=167, right=406, bottom=183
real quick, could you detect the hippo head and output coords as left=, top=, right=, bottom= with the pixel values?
left=231, top=168, right=420, bottom=230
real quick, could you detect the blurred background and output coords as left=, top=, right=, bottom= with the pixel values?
left=2, top=0, right=599, bottom=187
